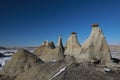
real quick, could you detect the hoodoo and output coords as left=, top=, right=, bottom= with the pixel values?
left=64, top=32, right=81, bottom=56
left=57, top=35, right=64, bottom=48
left=57, top=35, right=64, bottom=53
left=77, top=24, right=112, bottom=65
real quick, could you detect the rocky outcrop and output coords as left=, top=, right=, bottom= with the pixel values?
left=64, top=32, right=81, bottom=56
left=52, top=63, right=120, bottom=80
left=57, top=35, right=64, bottom=54
left=57, top=35, right=63, bottom=47
left=34, top=37, right=64, bottom=62
left=0, top=49, right=43, bottom=77
left=15, top=61, right=66, bottom=80
left=76, top=24, right=112, bottom=65
left=0, top=49, right=66, bottom=80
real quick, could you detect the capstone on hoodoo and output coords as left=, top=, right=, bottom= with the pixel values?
left=64, top=32, right=81, bottom=56
left=76, top=24, right=112, bottom=65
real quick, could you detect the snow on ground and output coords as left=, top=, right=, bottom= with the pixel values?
left=0, top=57, right=12, bottom=70
left=0, top=57, right=12, bottom=66
left=111, top=50, right=120, bottom=59
left=0, top=49, right=35, bottom=70
left=0, top=50, right=17, bottom=54
left=28, top=50, right=34, bottom=53
left=49, top=60, right=58, bottom=62
left=104, top=68, right=111, bottom=72
left=0, top=50, right=17, bottom=70
left=49, top=66, right=66, bottom=80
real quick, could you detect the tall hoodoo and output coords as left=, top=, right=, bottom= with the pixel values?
left=77, top=24, right=112, bottom=65
left=57, top=35, right=63, bottom=47
left=57, top=35, right=64, bottom=53
left=64, top=32, right=81, bottom=56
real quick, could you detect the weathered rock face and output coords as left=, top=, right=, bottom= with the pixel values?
left=15, top=61, right=66, bottom=80
left=0, top=49, right=43, bottom=77
left=52, top=63, right=120, bottom=80
left=34, top=46, right=64, bottom=62
left=76, top=24, right=112, bottom=65
left=0, top=49, right=66, bottom=80
left=64, top=32, right=81, bottom=56
left=34, top=37, right=64, bottom=62
left=57, top=35, right=65, bottom=54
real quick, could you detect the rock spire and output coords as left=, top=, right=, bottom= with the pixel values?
left=64, top=32, right=81, bottom=56
left=76, top=24, right=112, bottom=65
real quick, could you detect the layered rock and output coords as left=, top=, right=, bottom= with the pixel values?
left=34, top=36, right=64, bottom=62
left=64, top=32, right=81, bottom=56
left=76, top=24, right=112, bottom=65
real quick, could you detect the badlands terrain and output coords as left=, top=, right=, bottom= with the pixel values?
left=0, top=24, right=120, bottom=80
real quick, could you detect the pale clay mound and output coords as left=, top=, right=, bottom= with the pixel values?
left=0, top=49, right=66, bottom=80
left=0, top=49, right=43, bottom=77
left=34, top=35, right=64, bottom=62
left=34, top=46, right=64, bottom=62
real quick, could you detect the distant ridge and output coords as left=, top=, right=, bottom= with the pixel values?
left=0, top=46, right=6, bottom=50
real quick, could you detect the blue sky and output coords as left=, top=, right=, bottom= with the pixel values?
left=0, top=0, right=120, bottom=46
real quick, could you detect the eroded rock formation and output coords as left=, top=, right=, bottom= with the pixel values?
left=64, top=32, right=81, bottom=56
left=0, top=24, right=120, bottom=80
left=34, top=36, right=64, bottom=62
left=52, top=63, right=120, bottom=80
left=0, top=49, right=66, bottom=80
left=76, top=24, right=112, bottom=65
left=0, top=49, right=43, bottom=77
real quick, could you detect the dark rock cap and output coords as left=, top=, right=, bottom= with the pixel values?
left=71, top=32, right=77, bottom=34
left=91, top=24, right=99, bottom=27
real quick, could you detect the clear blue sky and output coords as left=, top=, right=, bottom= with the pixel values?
left=0, top=0, right=120, bottom=46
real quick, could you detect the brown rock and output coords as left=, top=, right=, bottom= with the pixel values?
left=91, top=23, right=99, bottom=27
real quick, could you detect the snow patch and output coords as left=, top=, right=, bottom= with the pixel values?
left=0, top=57, right=12, bottom=68
left=104, top=68, right=111, bottom=72
left=49, top=66, right=66, bottom=80
left=50, top=60, right=57, bottom=62
left=0, top=50, right=17, bottom=54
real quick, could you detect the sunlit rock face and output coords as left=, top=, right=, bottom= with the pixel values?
left=34, top=36, right=64, bottom=62
left=0, top=49, right=66, bottom=80
left=76, top=24, right=112, bottom=65
left=57, top=35, right=65, bottom=54
left=64, top=32, right=81, bottom=56
left=0, top=49, right=43, bottom=77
